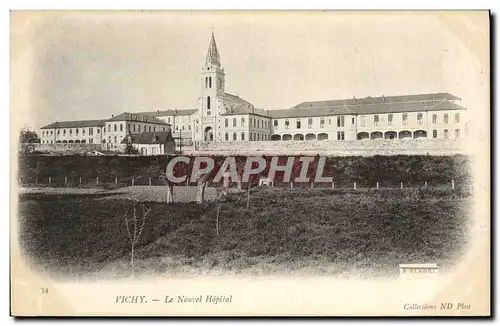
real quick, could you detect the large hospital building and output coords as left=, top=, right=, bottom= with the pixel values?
left=40, top=33, right=468, bottom=147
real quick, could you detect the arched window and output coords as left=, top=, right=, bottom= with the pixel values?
left=205, top=77, right=208, bottom=88
left=444, top=129, right=449, bottom=139
left=433, top=129, right=437, bottom=138
left=207, top=96, right=211, bottom=110
left=455, top=129, right=460, bottom=139
left=209, top=77, right=212, bottom=88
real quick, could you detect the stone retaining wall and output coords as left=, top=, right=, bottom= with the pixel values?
left=183, top=139, right=467, bottom=156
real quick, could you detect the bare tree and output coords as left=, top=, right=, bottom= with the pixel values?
left=196, top=172, right=211, bottom=204
left=159, top=171, right=174, bottom=203
left=124, top=200, right=151, bottom=277
left=214, top=184, right=226, bottom=237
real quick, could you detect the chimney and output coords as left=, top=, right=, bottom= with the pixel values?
left=382, top=95, right=385, bottom=103
left=353, top=97, right=356, bottom=104
left=112, top=114, right=115, bottom=118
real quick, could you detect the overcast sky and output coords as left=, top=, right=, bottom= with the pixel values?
left=11, top=11, right=489, bottom=130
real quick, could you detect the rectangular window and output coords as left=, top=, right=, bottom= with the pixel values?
left=361, top=116, right=366, bottom=127
left=455, top=129, right=460, bottom=139
left=89, top=139, right=93, bottom=144
left=233, top=132, right=237, bottom=140
left=63, top=129, right=66, bottom=135
left=444, top=129, right=449, bottom=138
left=149, top=126, right=152, bottom=132
left=433, top=130, right=437, bottom=138
left=89, top=127, right=93, bottom=136
left=97, top=128, right=100, bottom=134
left=70, top=129, right=73, bottom=135
left=76, top=129, right=79, bottom=135
left=432, top=114, right=437, bottom=124
left=308, top=118, right=313, bottom=128
left=133, top=124, right=136, bottom=132
left=296, top=119, right=301, bottom=129
left=388, top=114, right=393, bottom=126
left=189, top=125, right=191, bottom=130
left=374, top=115, right=379, bottom=126
left=120, top=124, right=123, bottom=132
left=114, top=124, right=117, bottom=132
left=285, top=119, right=289, bottom=129
left=168, top=117, right=171, bottom=123
left=274, top=120, right=278, bottom=127
left=417, top=113, right=423, bottom=125
left=107, top=125, right=110, bottom=133
left=82, top=129, right=85, bottom=135
left=233, top=118, right=237, bottom=127
left=320, top=118, right=325, bottom=127
left=225, top=118, right=228, bottom=127
left=455, top=113, right=460, bottom=123
left=57, top=130, right=60, bottom=135
left=241, top=118, right=245, bottom=127
left=402, top=113, right=408, bottom=125
left=337, top=116, right=345, bottom=127
left=444, top=114, right=449, bottom=124
left=352, top=117, right=355, bottom=124
left=241, top=132, right=245, bottom=140
left=225, top=132, right=228, bottom=141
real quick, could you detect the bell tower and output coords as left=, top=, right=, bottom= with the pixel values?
left=201, top=32, right=225, bottom=116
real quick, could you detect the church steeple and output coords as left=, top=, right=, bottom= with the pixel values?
left=205, top=32, right=221, bottom=67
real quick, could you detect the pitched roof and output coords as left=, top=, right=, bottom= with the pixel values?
left=292, top=93, right=460, bottom=109
left=221, top=93, right=253, bottom=106
left=121, top=131, right=173, bottom=144
left=268, top=93, right=465, bottom=119
left=144, top=109, right=198, bottom=117
left=40, top=120, right=106, bottom=129
left=108, top=112, right=169, bottom=125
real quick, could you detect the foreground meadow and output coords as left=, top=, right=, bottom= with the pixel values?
left=17, top=187, right=471, bottom=279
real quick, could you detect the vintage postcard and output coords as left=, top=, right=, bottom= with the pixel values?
left=10, top=10, right=490, bottom=316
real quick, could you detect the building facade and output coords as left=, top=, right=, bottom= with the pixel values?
left=40, top=120, right=106, bottom=144
left=121, top=131, right=175, bottom=155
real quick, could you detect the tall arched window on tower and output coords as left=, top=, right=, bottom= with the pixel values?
left=205, top=77, right=208, bottom=88
left=207, top=96, right=211, bottom=110
left=209, top=77, right=212, bottom=88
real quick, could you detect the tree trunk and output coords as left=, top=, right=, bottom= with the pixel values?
left=197, top=181, right=207, bottom=203
left=131, top=244, right=135, bottom=278
left=166, top=182, right=174, bottom=203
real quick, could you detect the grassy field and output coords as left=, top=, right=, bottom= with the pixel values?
left=17, top=187, right=471, bottom=279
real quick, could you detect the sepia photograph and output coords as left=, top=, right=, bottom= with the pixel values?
left=10, top=10, right=490, bottom=316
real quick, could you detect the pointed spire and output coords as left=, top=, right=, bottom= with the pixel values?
left=205, top=32, right=220, bottom=67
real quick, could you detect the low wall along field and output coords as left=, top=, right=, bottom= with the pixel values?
left=188, top=139, right=467, bottom=156
left=18, top=154, right=471, bottom=189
